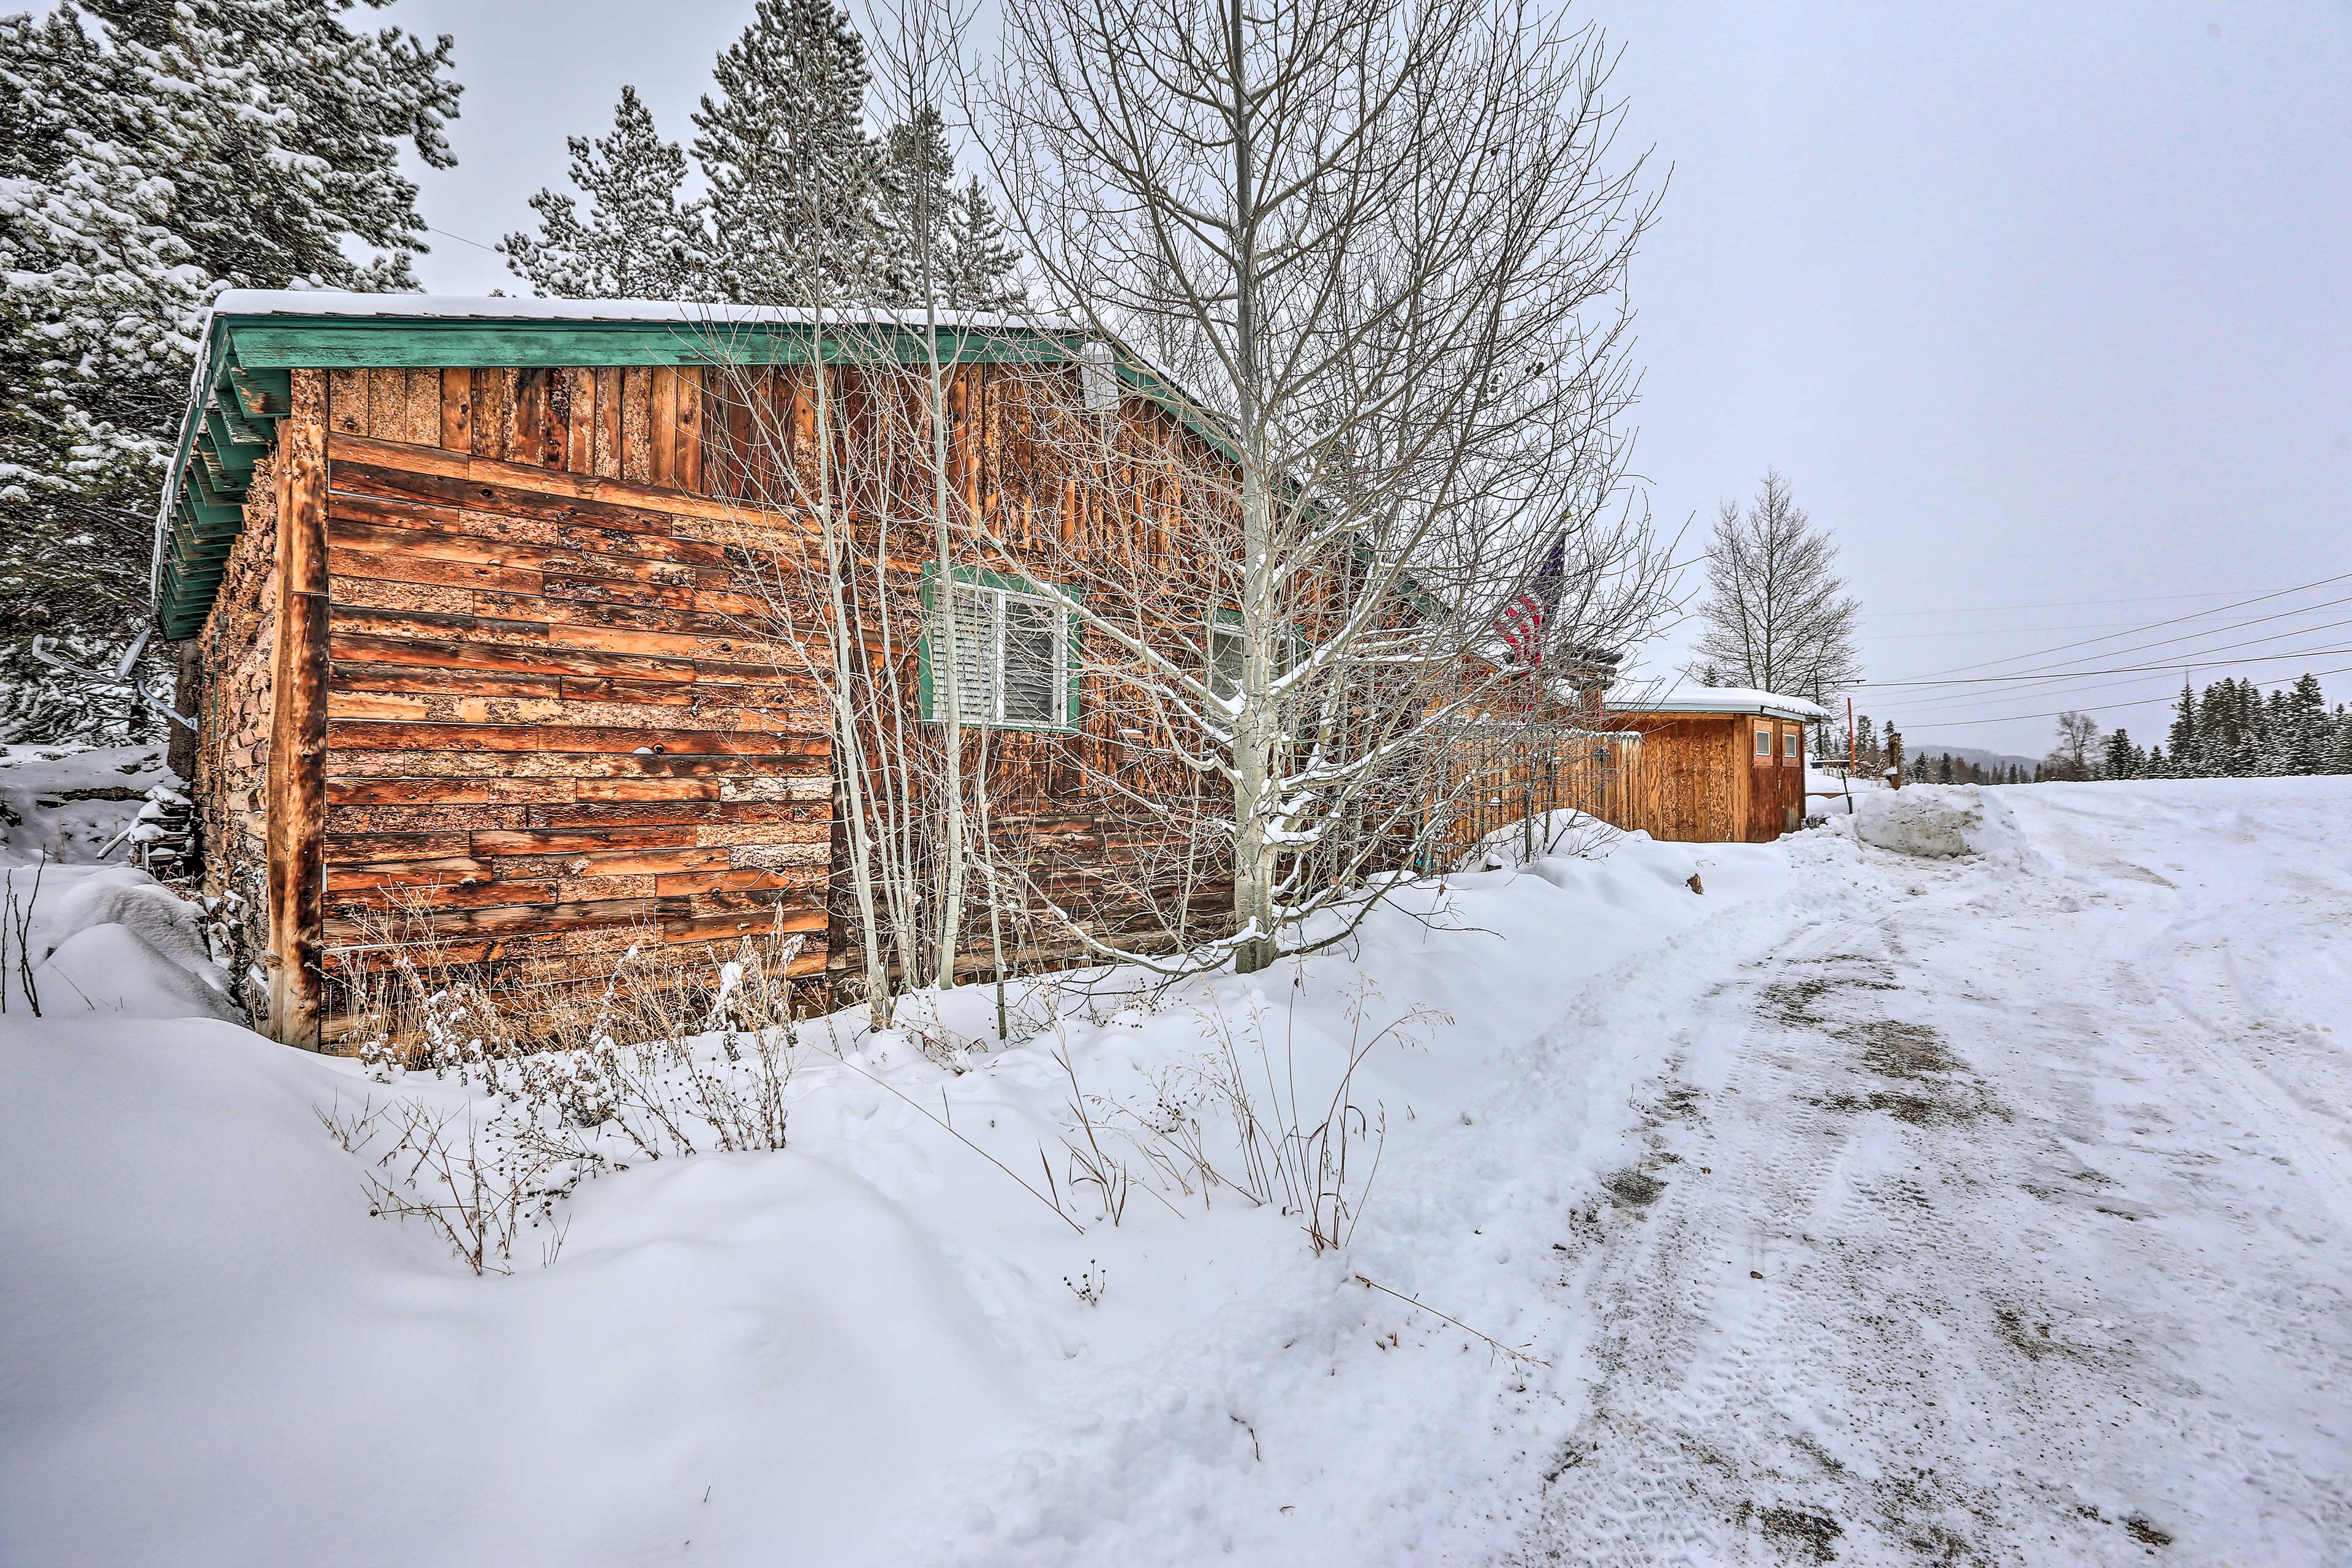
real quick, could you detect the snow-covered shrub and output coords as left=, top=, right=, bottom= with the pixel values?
left=1458, top=808, right=1624, bottom=873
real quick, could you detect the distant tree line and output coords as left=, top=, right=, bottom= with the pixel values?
left=2073, top=674, right=2352, bottom=780
left=2021, top=673, right=2352, bottom=783
left=1904, top=752, right=2032, bottom=786
left=1806, top=671, right=2352, bottom=788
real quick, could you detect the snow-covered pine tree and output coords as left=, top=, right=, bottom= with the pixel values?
left=0, top=0, right=458, bottom=742
left=693, top=0, right=887, bottom=306
left=940, top=175, right=1024, bottom=310
left=2101, top=728, right=2141, bottom=780
left=877, top=106, right=1026, bottom=311
left=502, top=85, right=706, bottom=300
left=2278, top=673, right=2328, bottom=774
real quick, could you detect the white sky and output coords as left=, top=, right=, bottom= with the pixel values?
left=388, top=0, right=2352, bottom=759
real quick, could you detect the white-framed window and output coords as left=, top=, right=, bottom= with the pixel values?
left=1755, top=724, right=1773, bottom=759
left=1782, top=726, right=1801, bottom=761
left=1205, top=617, right=1312, bottom=702
left=932, top=578, right=1073, bottom=729
left=1207, top=621, right=1247, bottom=703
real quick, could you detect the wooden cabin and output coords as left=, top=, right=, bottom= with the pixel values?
left=153, top=293, right=1253, bottom=1048
left=1599, top=688, right=1826, bottom=843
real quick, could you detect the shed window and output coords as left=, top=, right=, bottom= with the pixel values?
left=1755, top=725, right=1773, bottom=759
left=930, top=578, right=1074, bottom=729
left=1783, top=726, right=1802, bottom=761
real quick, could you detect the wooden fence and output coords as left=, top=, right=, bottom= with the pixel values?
left=1436, top=724, right=1646, bottom=865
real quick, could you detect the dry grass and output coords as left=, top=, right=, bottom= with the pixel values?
left=317, top=904, right=812, bottom=1271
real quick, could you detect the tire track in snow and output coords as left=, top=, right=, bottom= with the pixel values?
left=1510, top=914, right=1883, bottom=1566
left=2109, top=933, right=2352, bottom=1238
left=1507, top=803, right=2352, bottom=1566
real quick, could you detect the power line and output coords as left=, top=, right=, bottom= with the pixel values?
left=1861, top=622, right=2352, bottom=690
left=1868, top=588, right=2352, bottom=696
left=1880, top=570, right=2352, bottom=684
left=1887, top=651, right=2348, bottom=720
left=1874, top=616, right=2209, bottom=642
left=426, top=224, right=502, bottom=255
left=1889, top=660, right=2352, bottom=731
left=1863, top=587, right=2295, bottom=619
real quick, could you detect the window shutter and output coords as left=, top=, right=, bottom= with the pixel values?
left=949, top=585, right=997, bottom=724
left=1001, top=596, right=1060, bottom=726
left=1208, top=625, right=1244, bottom=703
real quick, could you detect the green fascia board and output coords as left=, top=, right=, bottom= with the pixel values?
left=204, top=413, right=260, bottom=478
left=219, top=317, right=1093, bottom=372
left=189, top=466, right=246, bottom=512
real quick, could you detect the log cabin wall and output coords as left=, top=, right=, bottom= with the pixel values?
left=300, top=355, right=1242, bottom=1026
left=314, top=368, right=835, bottom=1031
left=192, top=448, right=282, bottom=1016
left=160, top=308, right=1264, bottom=1041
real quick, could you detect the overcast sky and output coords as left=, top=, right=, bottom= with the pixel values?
left=388, top=0, right=2352, bottom=760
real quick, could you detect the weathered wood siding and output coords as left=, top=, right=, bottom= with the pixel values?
left=1749, top=718, right=1806, bottom=842
left=1597, top=712, right=1810, bottom=843
left=1439, top=727, right=1645, bottom=864
left=299, top=358, right=1240, bottom=1017
left=1605, top=714, right=1744, bottom=843
left=192, top=449, right=283, bottom=1014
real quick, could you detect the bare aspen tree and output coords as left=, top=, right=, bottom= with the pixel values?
left=982, top=0, right=1668, bottom=973
left=1687, top=469, right=1863, bottom=704
left=872, top=0, right=973, bottom=989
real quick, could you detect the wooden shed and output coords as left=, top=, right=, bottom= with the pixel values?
left=152, top=293, right=1250, bottom=1048
left=1599, top=688, right=1826, bottom=844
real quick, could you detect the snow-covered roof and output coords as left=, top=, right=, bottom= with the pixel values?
left=1605, top=685, right=1830, bottom=723
left=200, top=290, right=1077, bottom=334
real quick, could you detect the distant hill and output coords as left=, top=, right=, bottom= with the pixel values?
left=1900, top=742, right=2038, bottom=772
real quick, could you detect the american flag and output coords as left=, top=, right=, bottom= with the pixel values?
left=1497, top=533, right=1566, bottom=668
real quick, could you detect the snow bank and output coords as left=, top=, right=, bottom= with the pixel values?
left=0, top=742, right=172, bottom=863
left=1850, top=783, right=2038, bottom=864
left=0, top=745, right=235, bottom=1022
left=0, top=769, right=1798, bottom=1566
left=4, top=863, right=235, bottom=1021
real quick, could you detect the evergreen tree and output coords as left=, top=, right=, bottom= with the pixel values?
left=693, top=0, right=887, bottom=306
left=2278, top=673, right=2329, bottom=774
left=502, top=85, right=706, bottom=300
left=2101, top=727, right=2141, bottom=780
left=2166, top=678, right=2196, bottom=766
left=0, top=0, right=459, bottom=742
left=938, top=174, right=1025, bottom=310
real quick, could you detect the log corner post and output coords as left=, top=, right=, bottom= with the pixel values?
left=266, top=368, right=329, bottom=1048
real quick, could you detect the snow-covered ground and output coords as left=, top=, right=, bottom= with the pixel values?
left=2, top=757, right=2346, bottom=1566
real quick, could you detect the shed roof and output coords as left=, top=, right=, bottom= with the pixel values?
left=1606, top=685, right=1830, bottom=723
left=150, top=292, right=1196, bottom=640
